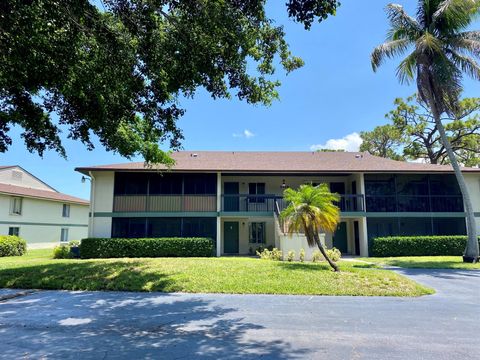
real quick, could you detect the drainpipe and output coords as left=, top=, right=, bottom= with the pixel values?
left=88, top=171, right=95, bottom=238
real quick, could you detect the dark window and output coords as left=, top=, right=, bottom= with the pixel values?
left=8, top=227, right=20, bottom=236
left=148, top=218, right=182, bottom=237
left=114, top=173, right=148, bottom=195
left=61, top=228, right=69, bottom=242
left=367, top=217, right=467, bottom=249
left=249, top=222, right=266, bottom=243
left=62, top=204, right=70, bottom=217
left=365, top=174, right=464, bottom=212
left=184, top=174, right=216, bottom=195
left=113, top=217, right=216, bottom=239
left=249, top=183, right=265, bottom=203
left=149, top=174, right=182, bottom=195
left=182, top=218, right=216, bottom=240
left=112, top=218, right=147, bottom=238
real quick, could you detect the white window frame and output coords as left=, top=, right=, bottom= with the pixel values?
left=62, top=204, right=71, bottom=218
left=60, top=228, right=69, bottom=242
left=10, top=197, right=22, bottom=215
left=8, top=227, right=20, bottom=237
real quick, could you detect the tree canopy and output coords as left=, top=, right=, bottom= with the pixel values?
left=360, top=95, right=480, bottom=166
left=0, top=0, right=339, bottom=163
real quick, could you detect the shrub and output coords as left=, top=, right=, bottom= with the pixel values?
left=299, top=248, right=305, bottom=262
left=256, top=247, right=282, bottom=261
left=312, top=250, right=322, bottom=263
left=312, top=248, right=342, bottom=262
left=53, top=241, right=80, bottom=259
left=53, top=245, right=72, bottom=259
left=79, top=237, right=214, bottom=259
left=286, top=250, right=295, bottom=262
left=371, top=236, right=480, bottom=257
left=0, top=235, right=27, bottom=257
left=327, top=247, right=342, bottom=262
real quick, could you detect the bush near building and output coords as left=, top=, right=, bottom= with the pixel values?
left=372, top=236, right=480, bottom=257
left=79, top=237, right=213, bottom=259
left=0, top=235, right=27, bottom=257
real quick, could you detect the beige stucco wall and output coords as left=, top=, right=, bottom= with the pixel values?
left=0, top=167, right=55, bottom=191
left=90, top=171, right=115, bottom=237
left=0, top=194, right=88, bottom=246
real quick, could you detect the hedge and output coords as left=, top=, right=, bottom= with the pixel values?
left=79, top=237, right=214, bottom=259
left=371, top=236, right=480, bottom=257
left=0, top=235, right=27, bottom=257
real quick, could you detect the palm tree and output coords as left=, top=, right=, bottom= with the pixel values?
left=280, top=184, right=340, bottom=271
left=372, top=0, right=480, bottom=262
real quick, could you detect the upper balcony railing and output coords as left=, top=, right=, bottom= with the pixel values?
left=365, top=195, right=464, bottom=212
left=221, top=194, right=365, bottom=213
left=113, top=194, right=217, bottom=212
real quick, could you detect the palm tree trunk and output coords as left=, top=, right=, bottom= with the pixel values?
left=313, top=231, right=339, bottom=272
left=428, top=99, right=479, bottom=263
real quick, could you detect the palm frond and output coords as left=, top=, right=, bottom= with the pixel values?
left=448, top=50, right=480, bottom=81
left=386, top=4, right=422, bottom=36
left=396, top=50, right=418, bottom=84
left=450, top=32, right=480, bottom=57
left=371, top=39, right=411, bottom=71
left=280, top=184, right=340, bottom=248
left=432, top=0, right=479, bottom=30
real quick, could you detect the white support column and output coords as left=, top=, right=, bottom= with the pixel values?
left=216, top=172, right=222, bottom=257
left=358, top=172, right=369, bottom=256
left=359, top=217, right=369, bottom=257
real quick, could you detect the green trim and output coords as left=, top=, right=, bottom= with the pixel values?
left=219, top=211, right=273, bottom=217
left=363, top=212, right=479, bottom=218
left=0, top=221, right=88, bottom=227
left=95, top=212, right=218, bottom=218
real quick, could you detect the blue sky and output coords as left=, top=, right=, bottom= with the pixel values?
left=2, top=0, right=479, bottom=199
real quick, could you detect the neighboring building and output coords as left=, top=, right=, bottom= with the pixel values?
left=0, top=166, right=89, bottom=247
left=76, top=151, right=480, bottom=257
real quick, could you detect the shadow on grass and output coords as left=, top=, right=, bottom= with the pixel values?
left=275, top=261, right=378, bottom=272
left=0, top=291, right=310, bottom=359
left=0, top=260, right=179, bottom=292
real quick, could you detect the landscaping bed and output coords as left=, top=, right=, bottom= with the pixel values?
left=0, top=249, right=433, bottom=296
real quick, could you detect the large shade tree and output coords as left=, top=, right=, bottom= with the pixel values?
left=0, top=0, right=339, bottom=164
left=281, top=184, right=340, bottom=271
left=360, top=95, right=480, bottom=166
left=371, top=0, right=480, bottom=262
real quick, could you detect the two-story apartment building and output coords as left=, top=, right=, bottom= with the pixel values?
left=0, top=166, right=89, bottom=247
left=76, top=151, right=480, bottom=257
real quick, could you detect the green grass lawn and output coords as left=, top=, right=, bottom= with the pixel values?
left=0, top=249, right=433, bottom=296
left=361, top=256, right=480, bottom=270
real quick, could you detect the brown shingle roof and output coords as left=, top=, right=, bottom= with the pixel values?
left=0, top=183, right=89, bottom=205
left=75, top=151, right=480, bottom=174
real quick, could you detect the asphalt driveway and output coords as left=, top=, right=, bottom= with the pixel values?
left=0, top=268, right=479, bottom=359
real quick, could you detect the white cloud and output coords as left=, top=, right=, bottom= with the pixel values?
left=310, top=132, right=363, bottom=152
left=233, top=129, right=256, bottom=139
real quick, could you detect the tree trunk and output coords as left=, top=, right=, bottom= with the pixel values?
left=428, top=100, right=479, bottom=263
left=313, top=231, right=339, bottom=272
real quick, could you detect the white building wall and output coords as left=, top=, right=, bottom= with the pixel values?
left=0, top=166, right=55, bottom=191
left=0, top=194, right=88, bottom=247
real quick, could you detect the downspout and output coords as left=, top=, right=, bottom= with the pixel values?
left=88, top=171, right=96, bottom=238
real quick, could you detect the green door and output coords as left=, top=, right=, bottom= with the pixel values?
left=224, top=222, right=239, bottom=254
left=333, top=222, right=348, bottom=254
